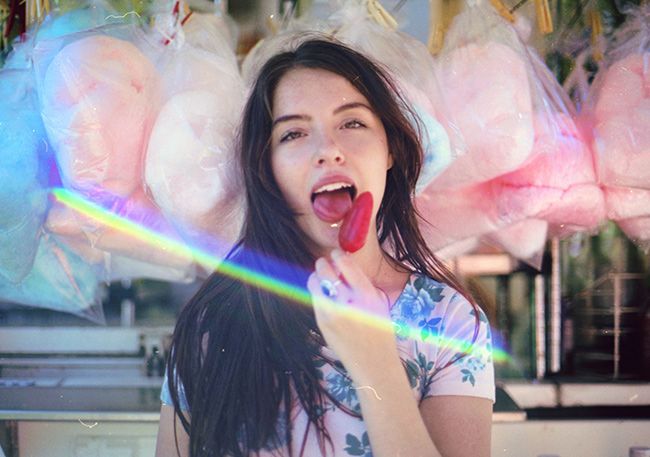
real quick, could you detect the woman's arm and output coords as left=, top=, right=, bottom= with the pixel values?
left=155, top=405, right=190, bottom=457
left=350, top=355, right=493, bottom=457
left=420, top=395, right=493, bottom=456
left=308, top=251, right=441, bottom=456
left=308, top=250, right=493, bottom=457
left=347, top=347, right=442, bottom=457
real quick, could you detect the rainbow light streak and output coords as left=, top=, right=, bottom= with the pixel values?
left=51, top=187, right=510, bottom=363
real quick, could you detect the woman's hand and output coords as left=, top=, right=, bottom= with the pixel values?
left=306, top=248, right=400, bottom=383
left=308, top=249, right=446, bottom=457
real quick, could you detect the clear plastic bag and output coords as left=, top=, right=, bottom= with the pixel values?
left=0, top=69, right=49, bottom=283
left=418, top=18, right=604, bottom=266
left=0, top=64, right=104, bottom=320
left=0, top=233, right=105, bottom=322
left=34, top=25, right=160, bottom=198
left=33, top=22, right=197, bottom=280
left=143, top=11, right=245, bottom=264
left=588, top=4, right=650, bottom=247
left=483, top=50, right=605, bottom=265
left=430, top=0, right=535, bottom=189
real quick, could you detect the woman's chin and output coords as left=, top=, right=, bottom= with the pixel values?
left=310, top=230, right=340, bottom=256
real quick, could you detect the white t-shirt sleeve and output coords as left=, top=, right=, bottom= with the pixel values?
left=423, top=291, right=495, bottom=401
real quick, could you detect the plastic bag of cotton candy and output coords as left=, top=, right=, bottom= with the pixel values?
left=481, top=48, right=605, bottom=266
left=417, top=16, right=604, bottom=267
left=32, top=21, right=196, bottom=282
left=416, top=1, right=535, bottom=260
left=0, top=68, right=50, bottom=284
left=241, top=0, right=453, bottom=193
left=587, top=4, right=650, bottom=248
left=429, top=0, right=536, bottom=190
left=0, top=232, right=106, bottom=322
left=143, top=8, right=246, bottom=264
left=0, top=64, right=104, bottom=320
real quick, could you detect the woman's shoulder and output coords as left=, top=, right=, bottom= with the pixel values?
left=391, top=272, right=481, bottom=331
left=396, top=272, right=467, bottom=309
left=391, top=273, right=495, bottom=400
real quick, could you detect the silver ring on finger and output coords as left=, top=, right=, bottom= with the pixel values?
left=320, top=278, right=343, bottom=298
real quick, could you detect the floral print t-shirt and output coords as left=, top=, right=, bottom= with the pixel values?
left=160, top=273, right=495, bottom=456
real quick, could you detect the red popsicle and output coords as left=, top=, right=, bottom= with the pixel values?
left=338, top=191, right=373, bottom=252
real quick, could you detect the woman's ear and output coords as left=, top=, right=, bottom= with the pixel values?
left=387, top=152, right=394, bottom=170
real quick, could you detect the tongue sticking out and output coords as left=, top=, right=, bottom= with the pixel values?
left=312, top=189, right=353, bottom=223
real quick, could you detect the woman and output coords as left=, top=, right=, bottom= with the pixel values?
left=156, top=37, right=494, bottom=457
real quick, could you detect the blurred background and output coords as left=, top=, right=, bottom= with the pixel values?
left=0, top=0, right=649, bottom=456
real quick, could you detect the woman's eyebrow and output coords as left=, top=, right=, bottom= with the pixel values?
left=272, top=101, right=373, bottom=128
left=272, top=114, right=310, bottom=128
left=333, top=101, right=372, bottom=114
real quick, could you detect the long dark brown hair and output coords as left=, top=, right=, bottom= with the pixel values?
left=167, top=36, right=478, bottom=457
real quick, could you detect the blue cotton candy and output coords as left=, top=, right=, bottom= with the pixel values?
left=411, top=104, right=452, bottom=194
left=0, top=70, right=50, bottom=283
left=0, top=235, right=102, bottom=317
left=36, top=5, right=130, bottom=42
left=3, top=4, right=131, bottom=70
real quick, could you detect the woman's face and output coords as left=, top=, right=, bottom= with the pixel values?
left=270, top=67, right=392, bottom=255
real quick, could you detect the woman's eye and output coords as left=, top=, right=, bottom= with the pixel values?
left=279, top=130, right=304, bottom=143
left=343, top=119, right=366, bottom=129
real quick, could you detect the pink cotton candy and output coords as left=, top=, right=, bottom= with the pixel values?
left=485, top=113, right=604, bottom=261
left=495, top=113, right=605, bottom=235
left=432, top=41, right=534, bottom=189
left=417, top=113, right=605, bottom=257
left=604, top=186, right=650, bottom=220
left=40, top=34, right=159, bottom=197
left=592, top=52, right=650, bottom=244
left=417, top=180, right=495, bottom=251
left=593, top=54, right=650, bottom=188
left=595, top=54, right=649, bottom=118
left=603, top=186, right=650, bottom=245
left=485, top=219, right=548, bottom=262
left=616, top=216, right=650, bottom=246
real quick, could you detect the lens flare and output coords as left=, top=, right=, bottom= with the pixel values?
left=51, top=187, right=510, bottom=363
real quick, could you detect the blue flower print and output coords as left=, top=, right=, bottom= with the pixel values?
left=465, top=355, right=486, bottom=372
left=404, top=347, right=436, bottom=394
left=456, top=354, right=486, bottom=387
left=326, top=372, right=360, bottom=412
left=401, top=285, right=437, bottom=321
left=344, top=432, right=372, bottom=456
left=461, top=368, right=476, bottom=386
left=470, top=307, right=489, bottom=324
left=421, top=285, right=445, bottom=303
left=485, top=341, right=493, bottom=364
left=404, top=359, right=420, bottom=388
left=418, top=317, right=442, bottom=342
left=393, top=318, right=410, bottom=341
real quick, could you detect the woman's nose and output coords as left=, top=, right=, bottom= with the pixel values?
left=314, top=134, right=345, bottom=166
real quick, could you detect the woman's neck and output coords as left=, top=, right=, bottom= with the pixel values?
left=352, top=241, right=410, bottom=303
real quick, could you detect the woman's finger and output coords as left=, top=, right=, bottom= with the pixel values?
left=314, top=256, right=337, bottom=280
left=327, top=249, right=372, bottom=291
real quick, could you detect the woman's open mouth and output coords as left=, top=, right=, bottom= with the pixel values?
left=311, top=182, right=357, bottom=223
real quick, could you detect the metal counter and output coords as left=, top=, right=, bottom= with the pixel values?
left=0, top=386, right=162, bottom=422
left=0, top=385, right=525, bottom=422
